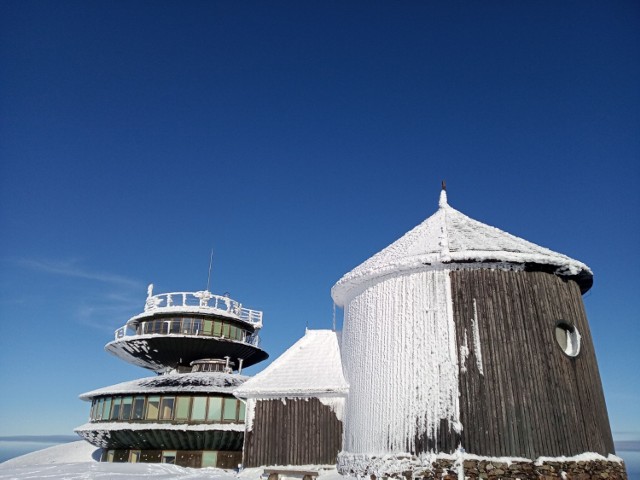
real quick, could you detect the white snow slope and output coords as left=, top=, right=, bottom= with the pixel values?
left=0, top=441, right=347, bottom=480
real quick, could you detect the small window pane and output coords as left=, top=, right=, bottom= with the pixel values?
left=191, top=397, right=207, bottom=421
left=182, top=319, right=193, bottom=334
left=222, top=324, right=230, bottom=338
left=130, top=450, right=140, bottom=463
left=110, top=397, right=122, bottom=420
left=223, top=398, right=237, bottom=421
left=132, top=397, right=145, bottom=420
left=175, top=397, right=191, bottom=420
left=238, top=401, right=246, bottom=422
left=213, top=321, right=222, bottom=336
left=202, top=451, right=218, bottom=467
left=168, top=319, right=179, bottom=334
left=146, top=396, right=160, bottom=420
left=160, top=397, right=175, bottom=420
left=203, top=320, right=212, bottom=335
left=95, top=398, right=104, bottom=420
left=121, top=397, right=133, bottom=420
left=555, top=322, right=581, bottom=357
left=193, top=319, right=203, bottom=334
left=102, top=398, right=112, bottom=420
left=207, top=397, right=222, bottom=422
left=161, top=451, right=177, bottom=464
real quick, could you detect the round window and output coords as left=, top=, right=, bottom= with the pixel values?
left=555, top=322, right=581, bottom=357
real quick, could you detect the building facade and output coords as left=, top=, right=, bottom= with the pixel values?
left=75, top=285, right=268, bottom=468
left=235, top=329, right=347, bottom=467
left=331, top=188, right=620, bottom=477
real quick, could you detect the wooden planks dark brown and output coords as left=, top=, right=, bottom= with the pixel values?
left=243, top=397, right=343, bottom=467
left=450, top=269, right=614, bottom=458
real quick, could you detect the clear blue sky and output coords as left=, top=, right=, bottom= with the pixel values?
left=1, top=0, right=638, bottom=451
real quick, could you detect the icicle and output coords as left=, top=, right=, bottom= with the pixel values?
left=471, top=298, right=484, bottom=376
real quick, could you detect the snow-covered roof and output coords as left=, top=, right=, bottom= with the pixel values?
left=79, top=372, right=248, bottom=400
left=234, top=329, right=348, bottom=398
left=332, top=190, right=593, bottom=305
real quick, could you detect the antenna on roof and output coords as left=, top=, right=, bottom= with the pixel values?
left=441, top=180, right=446, bottom=191
left=206, top=248, right=214, bottom=292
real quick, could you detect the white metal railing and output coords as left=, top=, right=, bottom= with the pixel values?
left=113, top=322, right=261, bottom=347
left=143, top=288, right=263, bottom=326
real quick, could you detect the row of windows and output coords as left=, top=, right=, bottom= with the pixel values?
left=103, top=448, right=242, bottom=469
left=90, top=394, right=245, bottom=424
left=136, top=317, right=249, bottom=342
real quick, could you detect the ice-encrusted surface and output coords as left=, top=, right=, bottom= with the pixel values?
left=332, top=190, right=591, bottom=305
left=340, top=269, right=460, bottom=456
left=337, top=450, right=624, bottom=478
left=75, top=421, right=244, bottom=448
left=79, top=372, right=248, bottom=400
left=234, top=330, right=348, bottom=397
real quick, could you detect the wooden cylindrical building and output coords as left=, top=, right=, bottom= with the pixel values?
left=331, top=189, right=618, bottom=477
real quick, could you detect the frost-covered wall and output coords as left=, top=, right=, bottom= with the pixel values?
left=340, top=268, right=461, bottom=457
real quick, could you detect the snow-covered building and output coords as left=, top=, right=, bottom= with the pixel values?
left=330, top=186, right=618, bottom=477
left=235, top=329, right=348, bottom=467
left=71, top=186, right=626, bottom=478
left=75, top=286, right=268, bottom=468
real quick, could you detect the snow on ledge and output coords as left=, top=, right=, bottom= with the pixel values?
left=74, top=421, right=245, bottom=433
left=534, top=452, right=624, bottom=465
left=79, top=372, right=248, bottom=400
left=337, top=450, right=623, bottom=478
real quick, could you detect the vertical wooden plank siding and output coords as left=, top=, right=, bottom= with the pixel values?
left=243, top=398, right=343, bottom=467
left=450, top=269, right=614, bottom=458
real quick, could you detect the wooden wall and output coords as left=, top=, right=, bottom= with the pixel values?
left=243, top=397, right=343, bottom=467
left=450, top=269, right=614, bottom=458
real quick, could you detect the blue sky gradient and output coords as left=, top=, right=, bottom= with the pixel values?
left=1, top=0, right=638, bottom=459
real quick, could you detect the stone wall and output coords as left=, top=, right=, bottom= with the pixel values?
left=410, top=459, right=627, bottom=479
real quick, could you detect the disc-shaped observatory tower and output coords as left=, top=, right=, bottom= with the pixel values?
left=75, top=285, right=268, bottom=468
left=331, top=187, right=616, bottom=476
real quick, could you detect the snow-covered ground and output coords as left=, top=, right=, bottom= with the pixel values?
left=2, top=440, right=637, bottom=479
left=0, top=441, right=346, bottom=480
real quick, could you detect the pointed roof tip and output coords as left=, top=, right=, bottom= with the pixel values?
left=332, top=182, right=594, bottom=303
left=438, top=187, right=448, bottom=208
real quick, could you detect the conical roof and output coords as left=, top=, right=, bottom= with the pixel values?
left=332, top=190, right=592, bottom=305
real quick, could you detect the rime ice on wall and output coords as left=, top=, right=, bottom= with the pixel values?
left=332, top=190, right=598, bottom=472
left=340, top=269, right=460, bottom=456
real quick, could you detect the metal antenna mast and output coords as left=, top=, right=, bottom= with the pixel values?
left=206, top=249, right=214, bottom=292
